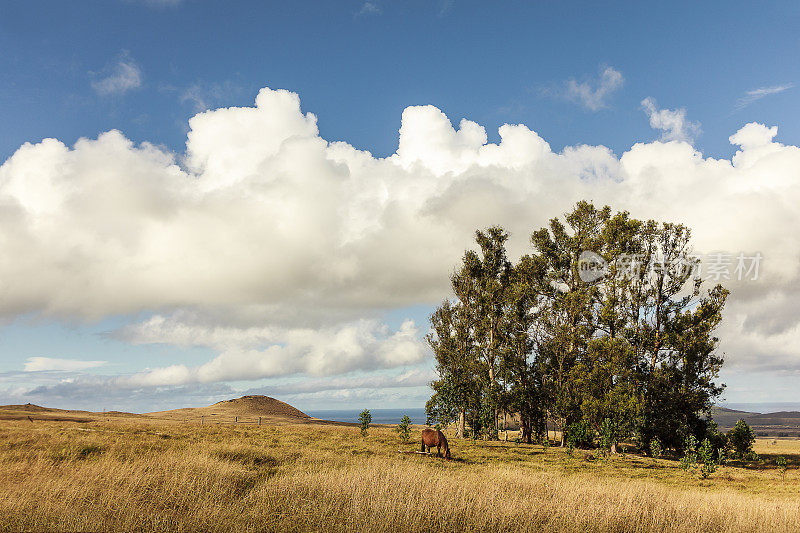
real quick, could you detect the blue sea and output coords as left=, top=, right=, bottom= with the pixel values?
left=306, top=408, right=427, bottom=425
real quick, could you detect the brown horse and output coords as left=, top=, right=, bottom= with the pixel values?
left=421, top=428, right=451, bottom=459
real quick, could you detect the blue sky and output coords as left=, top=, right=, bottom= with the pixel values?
left=3, top=1, right=798, bottom=161
left=1, top=0, right=800, bottom=413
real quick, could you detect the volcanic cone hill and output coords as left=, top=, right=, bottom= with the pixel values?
left=146, top=395, right=310, bottom=421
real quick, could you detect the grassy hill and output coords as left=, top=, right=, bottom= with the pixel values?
left=146, top=395, right=311, bottom=422
left=0, top=395, right=312, bottom=424
left=1, top=413, right=799, bottom=531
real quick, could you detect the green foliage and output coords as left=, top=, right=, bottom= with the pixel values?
left=727, top=419, right=755, bottom=460
left=776, top=456, right=788, bottom=480
left=358, top=409, right=372, bottom=437
left=564, top=421, right=594, bottom=449
left=704, top=422, right=728, bottom=462
left=541, top=435, right=550, bottom=452
left=427, top=201, right=728, bottom=450
left=649, top=438, right=662, bottom=459
left=698, top=438, right=718, bottom=479
left=680, top=435, right=698, bottom=471
left=600, top=418, right=618, bottom=452
left=678, top=435, right=719, bottom=478
left=395, top=415, right=412, bottom=444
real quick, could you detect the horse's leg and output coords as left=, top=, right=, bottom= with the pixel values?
left=436, top=444, right=441, bottom=457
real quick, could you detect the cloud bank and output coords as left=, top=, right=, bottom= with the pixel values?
left=2, top=86, right=800, bottom=397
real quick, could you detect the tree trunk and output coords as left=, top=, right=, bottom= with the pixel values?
left=457, top=406, right=465, bottom=438
left=488, top=327, right=497, bottom=439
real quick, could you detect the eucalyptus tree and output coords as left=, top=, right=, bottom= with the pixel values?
left=426, top=296, right=480, bottom=438
left=463, top=226, right=513, bottom=438
left=499, top=257, right=546, bottom=443
left=525, top=201, right=607, bottom=444
left=426, top=201, right=728, bottom=451
left=618, top=221, right=728, bottom=451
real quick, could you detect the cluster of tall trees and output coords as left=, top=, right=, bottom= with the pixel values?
left=426, top=201, right=728, bottom=454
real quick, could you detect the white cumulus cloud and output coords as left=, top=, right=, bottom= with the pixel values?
left=641, top=97, right=701, bottom=143
left=2, top=86, right=800, bottom=390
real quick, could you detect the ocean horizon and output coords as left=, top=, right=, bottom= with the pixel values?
left=306, top=408, right=428, bottom=425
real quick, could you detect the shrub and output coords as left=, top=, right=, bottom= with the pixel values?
left=396, top=415, right=412, bottom=443
left=564, top=421, right=594, bottom=448
left=600, top=418, right=616, bottom=452
left=704, top=422, right=728, bottom=454
left=776, top=456, right=788, bottom=480
left=650, top=438, right=663, bottom=459
left=727, top=419, right=755, bottom=460
left=680, top=435, right=698, bottom=471
left=359, top=409, right=372, bottom=436
left=698, top=438, right=718, bottom=479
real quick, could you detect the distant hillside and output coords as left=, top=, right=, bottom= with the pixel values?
left=0, top=403, right=66, bottom=413
left=0, top=403, right=96, bottom=422
left=710, top=406, right=759, bottom=428
left=711, top=406, right=800, bottom=437
left=0, top=396, right=332, bottom=425
left=147, top=395, right=310, bottom=421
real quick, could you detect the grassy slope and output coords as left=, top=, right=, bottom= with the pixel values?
left=1, top=414, right=799, bottom=532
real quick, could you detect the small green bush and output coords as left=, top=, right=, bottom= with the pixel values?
left=680, top=435, right=698, bottom=471
left=698, top=438, right=717, bottom=479
left=396, top=415, right=412, bottom=443
left=359, top=409, right=372, bottom=436
left=650, top=438, right=662, bottom=459
left=563, top=421, right=594, bottom=449
left=727, top=419, right=755, bottom=460
left=776, top=456, right=788, bottom=480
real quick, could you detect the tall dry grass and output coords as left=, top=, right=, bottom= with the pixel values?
left=0, top=417, right=798, bottom=532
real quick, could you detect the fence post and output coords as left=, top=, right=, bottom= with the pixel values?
left=201, top=416, right=204, bottom=426
left=259, top=417, right=262, bottom=426
left=235, top=416, right=238, bottom=424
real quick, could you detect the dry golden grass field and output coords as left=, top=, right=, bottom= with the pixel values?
left=1, top=408, right=799, bottom=532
